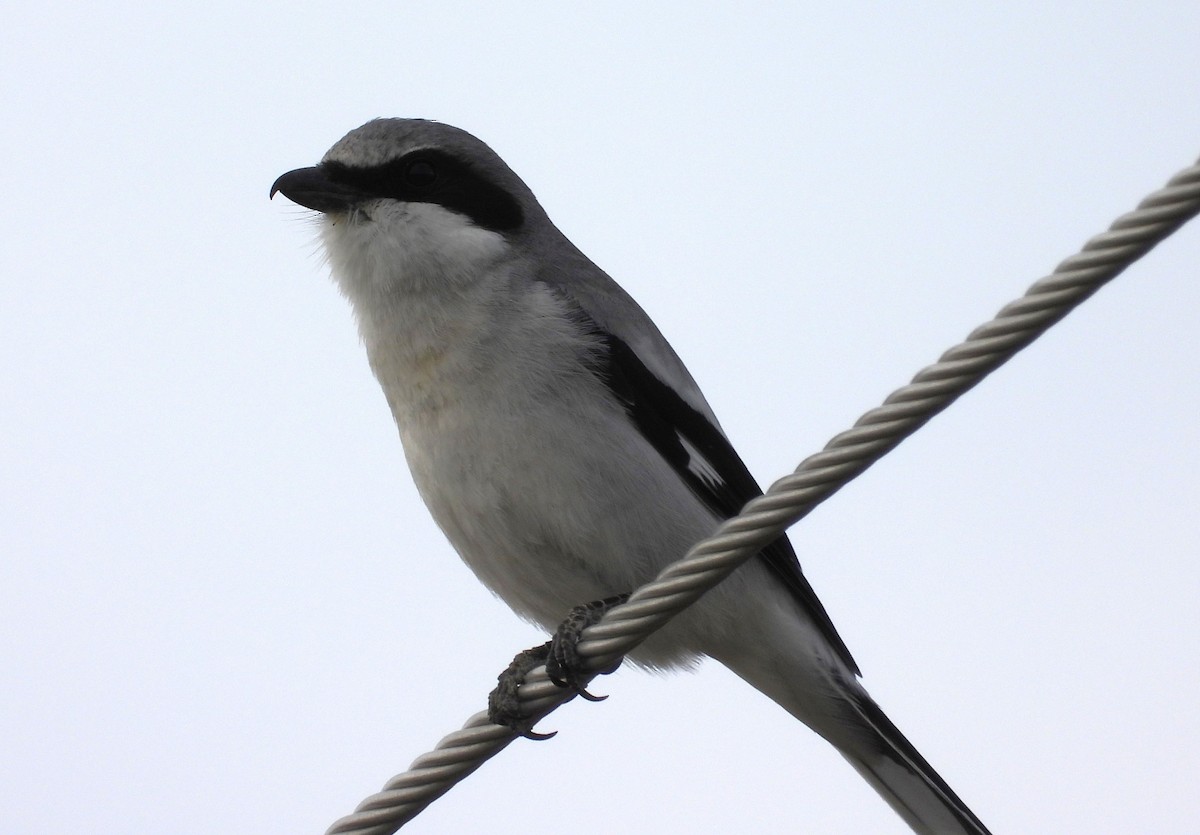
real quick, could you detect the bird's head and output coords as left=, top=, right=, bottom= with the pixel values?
left=271, top=119, right=542, bottom=301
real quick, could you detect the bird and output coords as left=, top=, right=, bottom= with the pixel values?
left=271, top=118, right=990, bottom=834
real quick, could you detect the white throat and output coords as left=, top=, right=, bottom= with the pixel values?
left=319, top=201, right=527, bottom=422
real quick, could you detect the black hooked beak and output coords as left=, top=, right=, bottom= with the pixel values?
left=270, top=165, right=366, bottom=213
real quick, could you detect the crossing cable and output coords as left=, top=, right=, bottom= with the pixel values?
left=325, top=154, right=1200, bottom=835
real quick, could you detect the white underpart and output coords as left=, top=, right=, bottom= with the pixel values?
left=319, top=201, right=832, bottom=674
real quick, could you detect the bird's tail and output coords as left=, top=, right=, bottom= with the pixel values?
left=838, top=691, right=991, bottom=835
left=700, top=581, right=988, bottom=833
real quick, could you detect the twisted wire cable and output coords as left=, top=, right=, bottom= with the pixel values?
left=326, top=155, right=1200, bottom=835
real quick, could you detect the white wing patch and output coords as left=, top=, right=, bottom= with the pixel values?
left=679, top=433, right=727, bottom=499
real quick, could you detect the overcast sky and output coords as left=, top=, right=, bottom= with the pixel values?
left=3, top=3, right=1199, bottom=834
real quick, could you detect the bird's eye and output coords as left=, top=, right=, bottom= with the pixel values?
left=404, top=160, right=437, bottom=187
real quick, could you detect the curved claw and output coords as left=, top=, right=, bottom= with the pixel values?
left=519, top=727, right=558, bottom=742
left=576, top=687, right=608, bottom=703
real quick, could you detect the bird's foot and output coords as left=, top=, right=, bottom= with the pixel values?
left=488, top=642, right=556, bottom=740
left=487, top=594, right=630, bottom=739
left=544, top=594, right=629, bottom=690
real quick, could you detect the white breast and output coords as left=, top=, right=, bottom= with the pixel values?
left=318, top=201, right=751, bottom=667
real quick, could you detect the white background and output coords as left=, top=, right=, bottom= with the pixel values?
left=3, top=4, right=1198, bottom=833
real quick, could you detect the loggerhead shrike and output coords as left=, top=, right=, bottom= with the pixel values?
left=271, top=118, right=990, bottom=835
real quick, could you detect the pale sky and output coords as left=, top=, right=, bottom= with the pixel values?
left=3, top=3, right=1199, bottom=833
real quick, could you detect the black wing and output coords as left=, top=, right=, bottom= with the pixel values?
left=594, top=327, right=859, bottom=676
